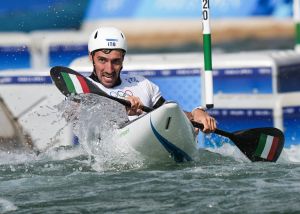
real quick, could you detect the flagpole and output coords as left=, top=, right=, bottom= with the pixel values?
left=202, top=0, right=214, bottom=109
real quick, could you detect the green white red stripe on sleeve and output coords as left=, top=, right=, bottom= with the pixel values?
left=61, top=72, right=90, bottom=94
left=255, top=134, right=279, bottom=161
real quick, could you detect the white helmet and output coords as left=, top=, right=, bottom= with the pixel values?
left=88, top=27, right=127, bottom=54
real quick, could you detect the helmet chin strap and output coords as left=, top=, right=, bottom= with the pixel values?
left=91, top=52, right=97, bottom=76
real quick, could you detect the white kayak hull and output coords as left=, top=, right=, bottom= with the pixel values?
left=116, top=102, right=198, bottom=162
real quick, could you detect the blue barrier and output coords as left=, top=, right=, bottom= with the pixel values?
left=278, top=64, right=300, bottom=93
left=283, top=106, right=300, bottom=148
left=49, top=44, right=88, bottom=67
left=0, top=46, right=31, bottom=70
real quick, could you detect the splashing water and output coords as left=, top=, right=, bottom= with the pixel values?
left=280, top=145, right=300, bottom=163
left=55, top=94, right=146, bottom=171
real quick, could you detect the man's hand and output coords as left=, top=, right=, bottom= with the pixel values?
left=126, top=96, right=144, bottom=116
left=189, top=108, right=217, bottom=134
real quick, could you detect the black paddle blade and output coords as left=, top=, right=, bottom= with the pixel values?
left=50, top=66, right=105, bottom=97
left=229, top=127, right=285, bottom=162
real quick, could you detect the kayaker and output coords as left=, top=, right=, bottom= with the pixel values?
left=87, top=27, right=217, bottom=133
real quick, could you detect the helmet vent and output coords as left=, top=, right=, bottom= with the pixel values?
left=94, top=31, right=98, bottom=39
left=121, top=33, right=124, bottom=39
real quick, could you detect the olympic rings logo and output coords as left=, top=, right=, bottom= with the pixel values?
left=110, top=90, right=133, bottom=98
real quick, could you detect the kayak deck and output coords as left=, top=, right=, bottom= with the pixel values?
left=116, top=102, right=198, bottom=162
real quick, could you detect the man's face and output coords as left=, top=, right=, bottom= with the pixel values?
left=90, top=50, right=124, bottom=88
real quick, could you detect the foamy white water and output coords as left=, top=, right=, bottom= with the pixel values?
left=55, top=94, right=146, bottom=171
left=283, top=145, right=300, bottom=163
left=0, top=198, right=17, bottom=213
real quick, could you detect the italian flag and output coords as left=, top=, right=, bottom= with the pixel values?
left=255, top=134, right=279, bottom=161
left=61, top=72, right=90, bottom=94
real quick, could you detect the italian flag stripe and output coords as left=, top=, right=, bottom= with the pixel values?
left=61, top=72, right=76, bottom=93
left=61, top=73, right=90, bottom=94
left=267, top=136, right=279, bottom=161
left=68, top=74, right=83, bottom=93
left=255, top=134, right=279, bottom=160
left=76, top=75, right=90, bottom=93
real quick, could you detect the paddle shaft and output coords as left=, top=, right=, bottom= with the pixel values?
left=96, top=91, right=153, bottom=113
left=191, top=121, right=233, bottom=139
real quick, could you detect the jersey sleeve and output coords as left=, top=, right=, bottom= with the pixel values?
left=145, top=78, right=163, bottom=107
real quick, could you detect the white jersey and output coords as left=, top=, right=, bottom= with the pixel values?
left=88, top=73, right=162, bottom=120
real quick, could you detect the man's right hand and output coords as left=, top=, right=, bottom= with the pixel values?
left=126, top=96, right=144, bottom=116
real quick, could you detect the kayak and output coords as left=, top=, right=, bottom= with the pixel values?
left=115, top=101, right=198, bottom=163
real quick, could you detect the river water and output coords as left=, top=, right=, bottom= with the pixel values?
left=0, top=96, right=300, bottom=214
left=0, top=147, right=299, bottom=213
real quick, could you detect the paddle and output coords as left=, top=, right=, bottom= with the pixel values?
left=50, top=66, right=285, bottom=162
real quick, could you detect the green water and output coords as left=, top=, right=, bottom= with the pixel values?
left=0, top=147, right=299, bottom=214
